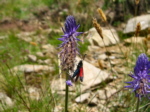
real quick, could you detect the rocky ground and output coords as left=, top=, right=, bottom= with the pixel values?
left=1, top=15, right=150, bottom=111
left=0, top=0, right=150, bottom=111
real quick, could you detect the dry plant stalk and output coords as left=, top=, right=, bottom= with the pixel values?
left=135, top=0, right=140, bottom=5
left=97, top=8, right=107, bottom=22
left=92, top=18, right=104, bottom=39
left=135, top=22, right=141, bottom=37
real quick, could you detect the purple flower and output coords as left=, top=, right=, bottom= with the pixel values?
left=58, top=16, right=82, bottom=71
left=66, top=80, right=73, bottom=86
left=125, top=53, right=150, bottom=99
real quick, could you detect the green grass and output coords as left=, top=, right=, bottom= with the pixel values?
left=0, top=0, right=57, bottom=20
left=0, top=33, right=40, bottom=67
left=0, top=32, right=60, bottom=112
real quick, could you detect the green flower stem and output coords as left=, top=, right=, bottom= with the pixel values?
left=136, top=97, right=140, bottom=112
left=65, top=73, right=69, bottom=112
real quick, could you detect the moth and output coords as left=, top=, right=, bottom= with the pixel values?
left=72, top=54, right=86, bottom=82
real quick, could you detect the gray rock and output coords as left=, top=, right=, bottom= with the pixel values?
left=123, top=15, right=150, bottom=33
left=87, top=27, right=120, bottom=47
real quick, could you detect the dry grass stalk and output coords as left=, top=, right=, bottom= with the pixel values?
left=77, top=0, right=81, bottom=5
left=148, top=28, right=150, bottom=34
left=30, top=42, right=37, bottom=46
left=135, top=22, right=141, bottom=37
left=98, top=59, right=104, bottom=70
left=97, top=8, right=107, bottom=22
left=135, top=0, right=140, bottom=5
left=92, top=18, right=104, bottom=39
left=143, top=38, right=148, bottom=52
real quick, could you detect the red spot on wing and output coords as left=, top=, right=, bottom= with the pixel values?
left=79, top=67, right=83, bottom=77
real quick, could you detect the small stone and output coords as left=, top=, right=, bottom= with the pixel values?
left=98, top=54, right=107, bottom=60
left=37, top=59, right=45, bottom=64
left=28, top=54, right=37, bottom=62
left=42, top=44, right=55, bottom=51
left=0, top=92, right=13, bottom=106
left=75, top=93, right=90, bottom=103
left=36, top=52, right=44, bottom=58
left=44, top=59, right=51, bottom=64
left=28, top=87, right=40, bottom=100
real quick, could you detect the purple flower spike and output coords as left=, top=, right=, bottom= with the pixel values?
left=58, top=16, right=83, bottom=71
left=66, top=80, right=73, bottom=86
left=125, top=53, right=150, bottom=99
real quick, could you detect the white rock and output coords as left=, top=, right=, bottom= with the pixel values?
left=0, top=92, right=13, bottom=106
left=75, top=93, right=90, bottom=103
left=12, top=64, right=54, bottom=73
left=87, top=27, right=120, bottom=47
left=124, top=14, right=150, bottom=33
left=51, top=58, right=109, bottom=93
left=76, top=58, right=109, bottom=92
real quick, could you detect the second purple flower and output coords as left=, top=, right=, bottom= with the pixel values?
left=125, top=53, right=150, bottom=99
